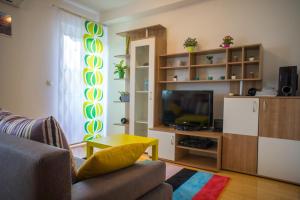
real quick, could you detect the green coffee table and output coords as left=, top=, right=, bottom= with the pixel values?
left=86, top=134, right=159, bottom=160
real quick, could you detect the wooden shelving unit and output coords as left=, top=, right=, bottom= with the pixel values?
left=158, top=44, right=263, bottom=95
left=150, top=126, right=222, bottom=171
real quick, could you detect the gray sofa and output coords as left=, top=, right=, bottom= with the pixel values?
left=0, top=134, right=172, bottom=200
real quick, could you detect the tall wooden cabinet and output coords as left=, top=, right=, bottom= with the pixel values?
left=113, top=25, right=166, bottom=133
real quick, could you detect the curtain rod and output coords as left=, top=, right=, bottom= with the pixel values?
left=51, top=3, right=98, bottom=23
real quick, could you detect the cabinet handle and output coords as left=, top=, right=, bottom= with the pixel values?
left=171, top=136, right=174, bottom=145
left=253, top=101, right=258, bottom=112
left=263, top=100, right=267, bottom=112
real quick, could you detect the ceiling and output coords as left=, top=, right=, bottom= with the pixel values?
left=70, top=0, right=139, bottom=12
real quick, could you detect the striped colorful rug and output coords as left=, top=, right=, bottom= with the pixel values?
left=166, top=167, right=229, bottom=200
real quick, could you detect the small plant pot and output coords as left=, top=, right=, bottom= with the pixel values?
left=186, top=46, right=196, bottom=52
left=223, top=44, right=230, bottom=48
left=120, top=95, right=129, bottom=102
left=118, top=71, right=125, bottom=79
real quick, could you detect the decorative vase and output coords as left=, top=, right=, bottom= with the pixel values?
left=118, top=71, right=125, bottom=79
left=144, top=80, right=149, bottom=90
left=223, top=44, right=230, bottom=48
left=120, top=95, right=129, bottom=102
left=186, top=46, right=195, bottom=52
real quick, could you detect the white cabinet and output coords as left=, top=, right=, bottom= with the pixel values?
left=129, top=38, right=155, bottom=136
left=258, top=137, right=300, bottom=184
left=223, top=98, right=259, bottom=136
left=148, top=130, right=175, bottom=161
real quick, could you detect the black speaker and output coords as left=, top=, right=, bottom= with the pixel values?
left=213, top=119, right=223, bottom=132
left=278, top=66, right=298, bottom=96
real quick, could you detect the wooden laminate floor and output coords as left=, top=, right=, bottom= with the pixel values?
left=71, top=145, right=300, bottom=200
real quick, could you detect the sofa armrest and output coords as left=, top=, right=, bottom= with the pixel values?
left=72, top=160, right=166, bottom=200
left=0, top=134, right=71, bottom=200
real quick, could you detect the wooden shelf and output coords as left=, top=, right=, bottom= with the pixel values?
left=136, top=90, right=148, bottom=94
left=176, top=145, right=217, bottom=154
left=116, top=24, right=166, bottom=37
left=176, top=154, right=217, bottom=171
left=190, top=63, right=226, bottom=68
left=228, top=62, right=242, bottom=65
left=190, top=79, right=228, bottom=83
left=113, top=123, right=129, bottom=127
left=159, top=80, right=191, bottom=83
left=191, top=48, right=226, bottom=54
left=136, top=120, right=148, bottom=124
left=243, top=78, right=262, bottom=81
left=244, top=60, right=260, bottom=64
left=160, top=52, right=189, bottom=58
left=158, top=79, right=248, bottom=84
left=136, top=66, right=149, bottom=69
left=160, top=66, right=189, bottom=69
left=150, top=126, right=222, bottom=139
left=114, top=54, right=130, bottom=59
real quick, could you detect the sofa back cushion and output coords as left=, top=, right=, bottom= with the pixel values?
left=0, top=134, right=72, bottom=200
left=0, top=111, right=77, bottom=182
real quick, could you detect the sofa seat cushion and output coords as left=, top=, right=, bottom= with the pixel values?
left=72, top=160, right=166, bottom=200
left=0, top=111, right=77, bottom=182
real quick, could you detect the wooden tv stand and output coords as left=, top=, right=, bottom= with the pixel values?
left=148, top=126, right=222, bottom=172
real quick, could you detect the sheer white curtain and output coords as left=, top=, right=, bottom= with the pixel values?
left=58, top=11, right=85, bottom=144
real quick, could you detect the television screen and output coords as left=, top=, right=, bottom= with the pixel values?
left=161, top=90, right=213, bottom=128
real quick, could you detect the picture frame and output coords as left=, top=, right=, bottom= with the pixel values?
left=0, top=11, right=12, bottom=36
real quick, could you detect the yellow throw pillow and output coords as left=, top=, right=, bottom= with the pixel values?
left=77, top=143, right=149, bottom=180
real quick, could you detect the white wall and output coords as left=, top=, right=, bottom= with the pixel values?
left=107, top=0, right=300, bottom=134
left=0, top=0, right=59, bottom=118
left=0, top=0, right=99, bottom=120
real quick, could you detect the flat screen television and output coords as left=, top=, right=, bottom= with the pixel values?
left=161, top=90, right=213, bottom=128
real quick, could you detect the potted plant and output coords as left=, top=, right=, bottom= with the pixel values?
left=183, top=37, right=198, bottom=52
left=119, top=91, right=129, bottom=102
left=220, top=35, right=234, bottom=48
left=114, top=60, right=128, bottom=79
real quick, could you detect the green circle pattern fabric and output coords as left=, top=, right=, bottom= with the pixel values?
left=83, top=21, right=104, bottom=141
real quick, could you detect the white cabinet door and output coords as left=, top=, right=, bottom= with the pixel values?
left=223, top=98, right=259, bottom=136
left=148, top=130, right=175, bottom=161
left=129, top=38, right=155, bottom=135
left=147, top=38, right=155, bottom=129
left=258, top=137, right=300, bottom=184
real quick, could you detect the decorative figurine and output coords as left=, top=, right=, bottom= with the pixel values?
left=173, top=75, right=178, bottom=81
left=206, top=55, right=214, bottom=64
